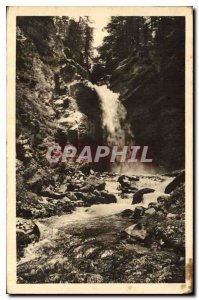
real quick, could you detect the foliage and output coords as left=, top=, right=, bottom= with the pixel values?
left=97, top=16, right=185, bottom=77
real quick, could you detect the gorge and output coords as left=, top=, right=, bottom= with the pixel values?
left=16, top=16, right=185, bottom=283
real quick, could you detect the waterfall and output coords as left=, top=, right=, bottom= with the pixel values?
left=93, top=84, right=155, bottom=175
left=94, top=85, right=133, bottom=146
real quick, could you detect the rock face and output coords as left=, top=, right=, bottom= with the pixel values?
left=110, top=51, right=185, bottom=171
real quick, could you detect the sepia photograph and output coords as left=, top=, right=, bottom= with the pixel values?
left=6, top=6, right=193, bottom=294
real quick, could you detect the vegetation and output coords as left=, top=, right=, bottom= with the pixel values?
left=92, top=17, right=185, bottom=81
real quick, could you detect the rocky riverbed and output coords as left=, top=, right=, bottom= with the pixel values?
left=17, top=170, right=185, bottom=283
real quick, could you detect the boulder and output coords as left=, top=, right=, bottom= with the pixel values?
left=118, top=175, right=139, bottom=184
left=41, top=188, right=68, bottom=199
left=119, top=209, right=134, bottom=218
left=157, top=195, right=168, bottom=204
left=145, top=207, right=156, bottom=216
left=124, top=223, right=148, bottom=241
left=148, top=202, right=157, bottom=208
left=133, top=206, right=145, bottom=218
left=167, top=213, right=178, bottom=219
left=100, top=191, right=117, bottom=203
left=118, top=175, right=138, bottom=193
left=132, top=188, right=155, bottom=204
left=164, top=171, right=185, bottom=194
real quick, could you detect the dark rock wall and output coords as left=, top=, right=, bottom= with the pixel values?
left=110, top=49, right=185, bottom=171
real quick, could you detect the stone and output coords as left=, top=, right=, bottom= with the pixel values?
left=133, top=206, right=145, bottom=218
left=132, top=188, right=155, bottom=204
left=145, top=207, right=156, bottom=216
left=119, top=209, right=134, bottom=218
left=167, top=213, right=177, bottom=219
left=124, top=224, right=148, bottom=241
left=165, top=171, right=185, bottom=194
left=148, top=202, right=157, bottom=208
left=100, top=191, right=117, bottom=203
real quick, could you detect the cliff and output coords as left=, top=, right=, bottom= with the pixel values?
left=110, top=46, right=185, bottom=171
left=16, top=17, right=104, bottom=219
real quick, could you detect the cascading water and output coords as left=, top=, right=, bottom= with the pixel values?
left=94, top=84, right=133, bottom=146
left=93, top=84, right=155, bottom=175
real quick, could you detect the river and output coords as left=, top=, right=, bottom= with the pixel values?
left=17, top=174, right=172, bottom=283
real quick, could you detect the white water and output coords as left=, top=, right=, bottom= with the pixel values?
left=37, top=175, right=171, bottom=235
left=19, top=175, right=172, bottom=265
left=94, top=85, right=128, bottom=145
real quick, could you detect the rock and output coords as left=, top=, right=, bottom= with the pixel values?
left=118, top=175, right=138, bottom=193
left=164, top=171, right=185, bottom=194
left=164, top=169, right=185, bottom=177
left=132, top=191, right=143, bottom=204
left=167, top=213, right=178, bottom=219
left=145, top=207, right=156, bottom=216
left=95, top=182, right=106, bottom=191
left=79, top=185, right=94, bottom=193
left=41, top=188, right=68, bottom=199
left=99, top=191, right=117, bottom=203
left=156, top=221, right=185, bottom=251
left=17, top=218, right=40, bottom=259
left=27, top=174, right=43, bottom=193
left=124, top=224, right=148, bottom=241
left=156, top=195, right=170, bottom=210
left=81, top=191, right=117, bottom=206
left=118, top=175, right=139, bottom=184
left=119, top=209, right=133, bottom=218
left=133, top=206, right=145, bottom=218
left=87, top=274, right=103, bottom=283
left=130, top=176, right=140, bottom=181
left=138, top=188, right=155, bottom=194
left=157, top=195, right=168, bottom=204
left=74, top=200, right=85, bottom=207
left=132, top=188, right=155, bottom=204
left=148, top=202, right=157, bottom=208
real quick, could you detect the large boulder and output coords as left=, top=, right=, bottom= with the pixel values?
left=132, top=188, right=155, bottom=204
left=164, top=171, right=185, bottom=194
